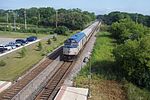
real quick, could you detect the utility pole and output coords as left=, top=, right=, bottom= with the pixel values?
left=55, top=10, right=58, bottom=28
left=83, top=52, right=92, bottom=98
left=136, top=14, right=138, bottom=23
left=13, top=12, right=16, bottom=31
left=24, top=9, right=27, bottom=29
left=88, top=55, right=91, bottom=98
left=38, top=12, right=41, bottom=22
left=6, top=13, right=8, bottom=27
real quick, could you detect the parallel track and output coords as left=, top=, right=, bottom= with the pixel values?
left=35, top=62, right=74, bottom=100
left=34, top=22, right=100, bottom=100
left=0, top=21, right=100, bottom=100
left=0, top=47, right=62, bottom=100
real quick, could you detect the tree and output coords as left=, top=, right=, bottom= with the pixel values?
left=47, top=38, right=51, bottom=45
left=53, top=35, right=57, bottom=41
left=110, top=19, right=150, bottom=43
left=54, top=26, right=69, bottom=35
left=113, top=36, right=150, bottom=89
left=0, top=7, right=95, bottom=32
left=97, top=11, right=150, bottom=27
left=37, top=42, right=43, bottom=51
left=18, top=47, right=27, bottom=58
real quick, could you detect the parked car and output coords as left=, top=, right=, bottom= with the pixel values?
left=15, top=42, right=22, bottom=47
left=0, top=47, right=7, bottom=53
left=15, top=39, right=28, bottom=45
left=5, top=44, right=16, bottom=49
left=0, top=45, right=12, bottom=51
left=9, top=42, right=21, bottom=47
left=26, top=36, right=37, bottom=42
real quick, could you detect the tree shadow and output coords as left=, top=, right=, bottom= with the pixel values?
left=34, top=48, right=40, bottom=51
left=95, top=34, right=118, bottom=44
left=91, top=60, right=150, bottom=92
left=91, top=60, right=124, bottom=81
left=13, top=52, right=22, bottom=59
left=14, top=56, right=22, bottom=59
left=96, top=34, right=112, bottom=38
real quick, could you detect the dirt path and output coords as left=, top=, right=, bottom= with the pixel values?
left=89, top=80, right=126, bottom=100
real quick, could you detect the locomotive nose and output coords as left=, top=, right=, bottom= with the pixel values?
left=68, top=49, right=70, bottom=53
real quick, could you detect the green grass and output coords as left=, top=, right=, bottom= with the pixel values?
left=124, top=82, right=150, bottom=100
left=0, top=44, right=42, bottom=81
left=0, top=31, right=49, bottom=38
left=0, top=32, right=72, bottom=81
left=75, top=32, right=126, bottom=100
left=78, top=32, right=118, bottom=79
left=75, top=31, right=150, bottom=100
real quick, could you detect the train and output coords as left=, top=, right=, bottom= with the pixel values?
left=63, top=21, right=100, bottom=61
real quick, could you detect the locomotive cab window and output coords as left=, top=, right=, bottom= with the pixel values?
left=65, top=39, right=78, bottom=46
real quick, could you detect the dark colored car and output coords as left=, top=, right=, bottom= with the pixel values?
left=26, top=36, right=37, bottom=42
left=15, top=39, right=28, bottom=45
left=0, top=47, right=7, bottom=53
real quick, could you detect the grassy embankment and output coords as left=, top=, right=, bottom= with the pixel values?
left=75, top=32, right=150, bottom=100
left=0, top=31, right=74, bottom=81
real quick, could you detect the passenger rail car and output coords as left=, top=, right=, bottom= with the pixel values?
left=63, top=21, right=100, bottom=61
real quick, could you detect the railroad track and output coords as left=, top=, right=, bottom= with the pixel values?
left=0, top=47, right=62, bottom=100
left=34, top=22, right=101, bottom=100
left=35, top=61, right=74, bottom=100
left=0, top=22, right=100, bottom=100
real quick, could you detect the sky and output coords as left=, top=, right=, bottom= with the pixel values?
left=0, top=0, right=150, bottom=15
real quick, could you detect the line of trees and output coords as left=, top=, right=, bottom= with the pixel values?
left=0, top=7, right=96, bottom=32
left=110, top=18, right=150, bottom=43
left=97, top=11, right=150, bottom=27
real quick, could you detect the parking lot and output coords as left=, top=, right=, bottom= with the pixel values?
left=0, top=38, right=16, bottom=45
left=0, top=37, right=40, bottom=57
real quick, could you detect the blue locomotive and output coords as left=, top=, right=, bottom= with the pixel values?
left=63, top=21, right=100, bottom=61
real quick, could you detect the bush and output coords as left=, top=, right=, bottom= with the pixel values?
left=0, top=26, right=6, bottom=31
left=37, top=42, right=43, bottom=51
left=47, top=39, right=51, bottom=45
left=53, top=35, right=57, bottom=41
left=54, top=26, right=69, bottom=35
left=113, top=36, right=150, bottom=89
left=110, top=19, right=150, bottom=43
left=18, top=47, right=27, bottom=58
left=0, top=60, right=6, bottom=66
left=41, top=50, right=47, bottom=56
left=100, top=24, right=110, bottom=31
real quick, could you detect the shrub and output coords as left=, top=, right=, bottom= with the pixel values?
left=54, top=26, right=69, bottom=35
left=41, top=50, right=47, bottom=56
left=53, top=36, right=57, bottom=41
left=100, top=24, right=110, bottom=31
left=113, top=36, right=150, bottom=89
left=110, top=19, right=150, bottom=43
left=37, top=42, right=43, bottom=51
left=18, top=47, right=27, bottom=58
left=47, top=39, right=51, bottom=45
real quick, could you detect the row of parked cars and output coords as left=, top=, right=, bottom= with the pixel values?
left=0, top=36, right=37, bottom=53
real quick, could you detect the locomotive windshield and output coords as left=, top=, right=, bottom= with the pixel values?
left=64, top=39, right=78, bottom=46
